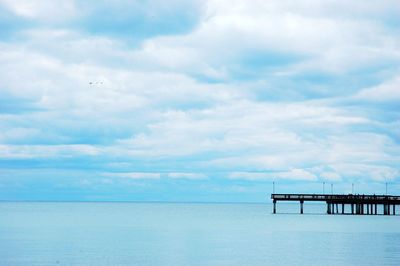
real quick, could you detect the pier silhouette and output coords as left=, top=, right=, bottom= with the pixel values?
left=271, top=194, right=400, bottom=215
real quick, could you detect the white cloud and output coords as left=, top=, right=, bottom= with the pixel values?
left=355, top=76, right=400, bottom=102
left=102, top=172, right=161, bottom=180
left=0, top=35, right=246, bottom=118
left=0, top=127, right=41, bottom=143
left=229, top=172, right=272, bottom=180
left=167, top=172, right=208, bottom=180
left=330, top=163, right=399, bottom=182
left=320, top=172, right=342, bottom=181
left=279, top=168, right=317, bottom=181
left=135, top=0, right=400, bottom=78
left=0, top=0, right=399, bottom=191
left=229, top=168, right=317, bottom=181
left=0, top=0, right=77, bottom=21
left=0, top=144, right=100, bottom=158
left=111, top=100, right=375, bottom=161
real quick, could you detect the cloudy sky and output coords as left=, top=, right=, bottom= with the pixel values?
left=1, top=0, right=399, bottom=202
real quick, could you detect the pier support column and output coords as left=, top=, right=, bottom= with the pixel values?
left=351, top=204, right=354, bottom=214
left=388, top=204, right=391, bottom=215
left=327, top=203, right=331, bottom=214
left=300, top=200, right=304, bottom=214
left=393, top=205, right=396, bottom=215
left=336, top=204, right=339, bottom=214
left=375, top=204, right=377, bottom=215
left=367, top=204, right=370, bottom=215
left=384, top=204, right=387, bottom=215
left=273, top=200, right=276, bottom=214
left=342, top=204, right=344, bottom=214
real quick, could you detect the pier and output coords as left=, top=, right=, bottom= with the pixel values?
left=271, top=194, right=400, bottom=215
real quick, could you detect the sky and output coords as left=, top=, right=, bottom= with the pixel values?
left=0, top=0, right=399, bottom=202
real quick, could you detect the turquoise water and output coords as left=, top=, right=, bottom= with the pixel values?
left=1, top=202, right=400, bottom=266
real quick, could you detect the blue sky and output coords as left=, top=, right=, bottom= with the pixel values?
left=0, top=0, right=400, bottom=202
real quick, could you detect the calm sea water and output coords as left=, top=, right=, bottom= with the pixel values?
left=1, top=202, right=400, bottom=266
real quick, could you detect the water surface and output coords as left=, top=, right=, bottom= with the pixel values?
left=1, top=202, right=399, bottom=265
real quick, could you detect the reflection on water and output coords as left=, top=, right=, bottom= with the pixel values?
left=1, top=202, right=400, bottom=266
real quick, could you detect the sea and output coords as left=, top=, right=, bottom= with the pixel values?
left=1, top=202, right=399, bottom=266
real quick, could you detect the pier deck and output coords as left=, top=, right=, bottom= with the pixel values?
left=271, top=193, right=400, bottom=215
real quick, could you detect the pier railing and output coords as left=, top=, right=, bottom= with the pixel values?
left=272, top=193, right=400, bottom=202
